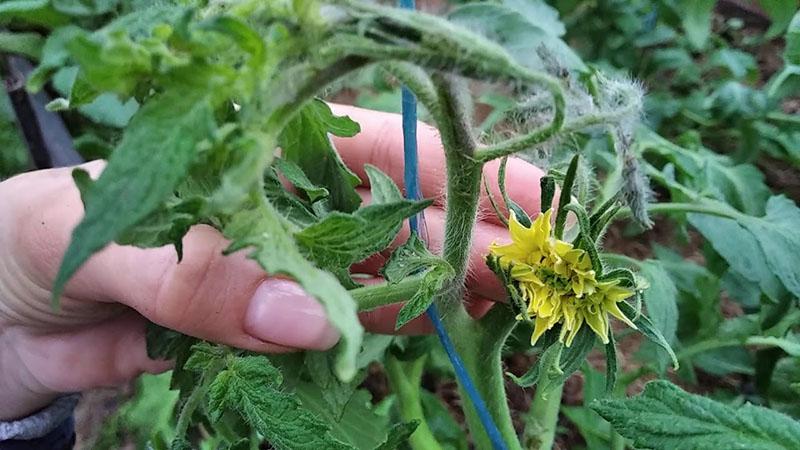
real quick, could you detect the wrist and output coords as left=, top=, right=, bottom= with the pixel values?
left=0, top=334, right=59, bottom=421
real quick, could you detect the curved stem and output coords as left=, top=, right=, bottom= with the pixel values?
left=385, top=353, right=444, bottom=450
left=616, top=201, right=743, bottom=221
left=174, top=359, right=225, bottom=442
left=351, top=275, right=424, bottom=311
left=525, top=381, right=564, bottom=450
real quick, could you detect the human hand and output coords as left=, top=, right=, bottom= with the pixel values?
left=0, top=104, right=545, bottom=420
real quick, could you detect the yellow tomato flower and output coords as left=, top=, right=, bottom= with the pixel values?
left=490, top=210, right=636, bottom=346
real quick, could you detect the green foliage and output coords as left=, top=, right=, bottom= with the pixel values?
left=208, top=355, right=352, bottom=450
left=593, top=380, right=800, bottom=450
left=382, top=233, right=455, bottom=329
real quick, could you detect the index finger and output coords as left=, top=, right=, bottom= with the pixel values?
left=329, top=104, right=547, bottom=223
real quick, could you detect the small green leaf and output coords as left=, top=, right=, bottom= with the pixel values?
left=275, top=157, right=329, bottom=202
left=741, top=196, right=800, bottom=299
left=382, top=233, right=441, bottom=283
left=510, top=326, right=595, bottom=390
left=280, top=99, right=362, bottom=213
left=208, top=356, right=354, bottom=450
left=53, top=89, right=215, bottom=305
left=677, top=0, right=715, bottom=50
left=619, top=302, right=678, bottom=369
left=395, top=263, right=454, bottom=330
left=639, top=261, right=679, bottom=349
left=374, top=421, right=420, bottom=450
left=365, top=164, right=402, bottom=204
left=449, top=0, right=585, bottom=71
left=296, top=199, right=432, bottom=270
left=785, top=11, right=800, bottom=65
left=592, top=380, right=800, bottom=450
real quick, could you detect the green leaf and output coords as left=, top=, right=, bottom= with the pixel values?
left=27, top=25, right=84, bottom=92
left=274, top=157, right=329, bottom=203
left=561, top=365, right=613, bottom=450
left=382, top=233, right=441, bottom=283
left=52, top=0, right=119, bottom=16
left=364, top=164, right=402, bottom=204
left=395, top=263, right=454, bottom=330
left=279, top=99, right=362, bottom=213
left=740, top=196, right=800, bottom=299
left=295, top=199, right=432, bottom=270
left=449, top=1, right=585, bottom=71
left=619, top=302, right=678, bottom=369
left=761, top=0, right=800, bottom=39
left=677, top=0, right=715, bottom=50
left=0, top=31, right=43, bottom=59
left=688, top=213, right=786, bottom=302
left=419, top=390, right=468, bottom=450
left=639, top=261, right=679, bottom=347
left=208, top=356, right=353, bottom=450
left=53, top=89, right=215, bottom=304
left=304, top=352, right=358, bottom=421
left=0, top=0, right=69, bottom=28
left=768, top=357, right=800, bottom=418
left=708, top=48, right=757, bottom=79
left=374, top=421, right=420, bottom=450
left=785, top=10, right=800, bottom=65
left=510, top=326, right=595, bottom=390
left=592, top=380, right=800, bottom=450
left=223, top=198, right=363, bottom=381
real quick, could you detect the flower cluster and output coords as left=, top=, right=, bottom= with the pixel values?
left=490, top=210, right=636, bottom=346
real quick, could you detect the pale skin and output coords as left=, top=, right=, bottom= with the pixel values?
left=0, top=105, right=546, bottom=421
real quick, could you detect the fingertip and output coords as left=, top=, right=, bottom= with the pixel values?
left=244, top=279, right=341, bottom=351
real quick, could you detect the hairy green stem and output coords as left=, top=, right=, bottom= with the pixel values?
left=385, top=354, right=444, bottom=450
left=175, top=360, right=225, bottom=442
left=430, top=76, right=522, bottom=450
left=450, top=307, right=522, bottom=450
left=351, top=276, right=424, bottom=311
left=526, top=381, right=564, bottom=450
left=616, top=201, right=743, bottom=221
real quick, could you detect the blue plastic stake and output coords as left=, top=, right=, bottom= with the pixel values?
left=398, top=2, right=509, bottom=449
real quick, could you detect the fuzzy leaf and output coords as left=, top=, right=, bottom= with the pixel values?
left=592, top=380, right=800, bottom=450
left=382, top=233, right=441, bottom=283
left=639, top=261, right=679, bottom=348
left=449, top=1, right=585, bottom=71
left=677, top=0, right=715, bottom=50
left=208, top=356, right=353, bottom=450
left=53, top=89, right=215, bottom=304
left=620, top=302, right=678, bottom=369
left=280, top=99, right=362, bottom=213
left=510, top=326, right=595, bottom=390
left=275, top=157, right=329, bottom=203
left=224, top=198, right=363, bottom=380
left=395, top=263, right=454, bottom=330
left=689, top=213, right=786, bottom=302
left=740, top=196, right=800, bottom=299
left=375, top=421, right=420, bottom=450
left=365, top=164, right=402, bottom=204
left=295, top=199, right=432, bottom=270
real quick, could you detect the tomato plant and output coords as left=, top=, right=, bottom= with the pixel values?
left=2, top=0, right=800, bottom=449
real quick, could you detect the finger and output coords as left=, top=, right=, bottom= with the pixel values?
left=92, top=232, right=339, bottom=353
left=328, top=104, right=547, bottom=224
left=8, top=164, right=336, bottom=352
left=9, top=312, right=172, bottom=394
left=355, top=188, right=506, bottom=301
